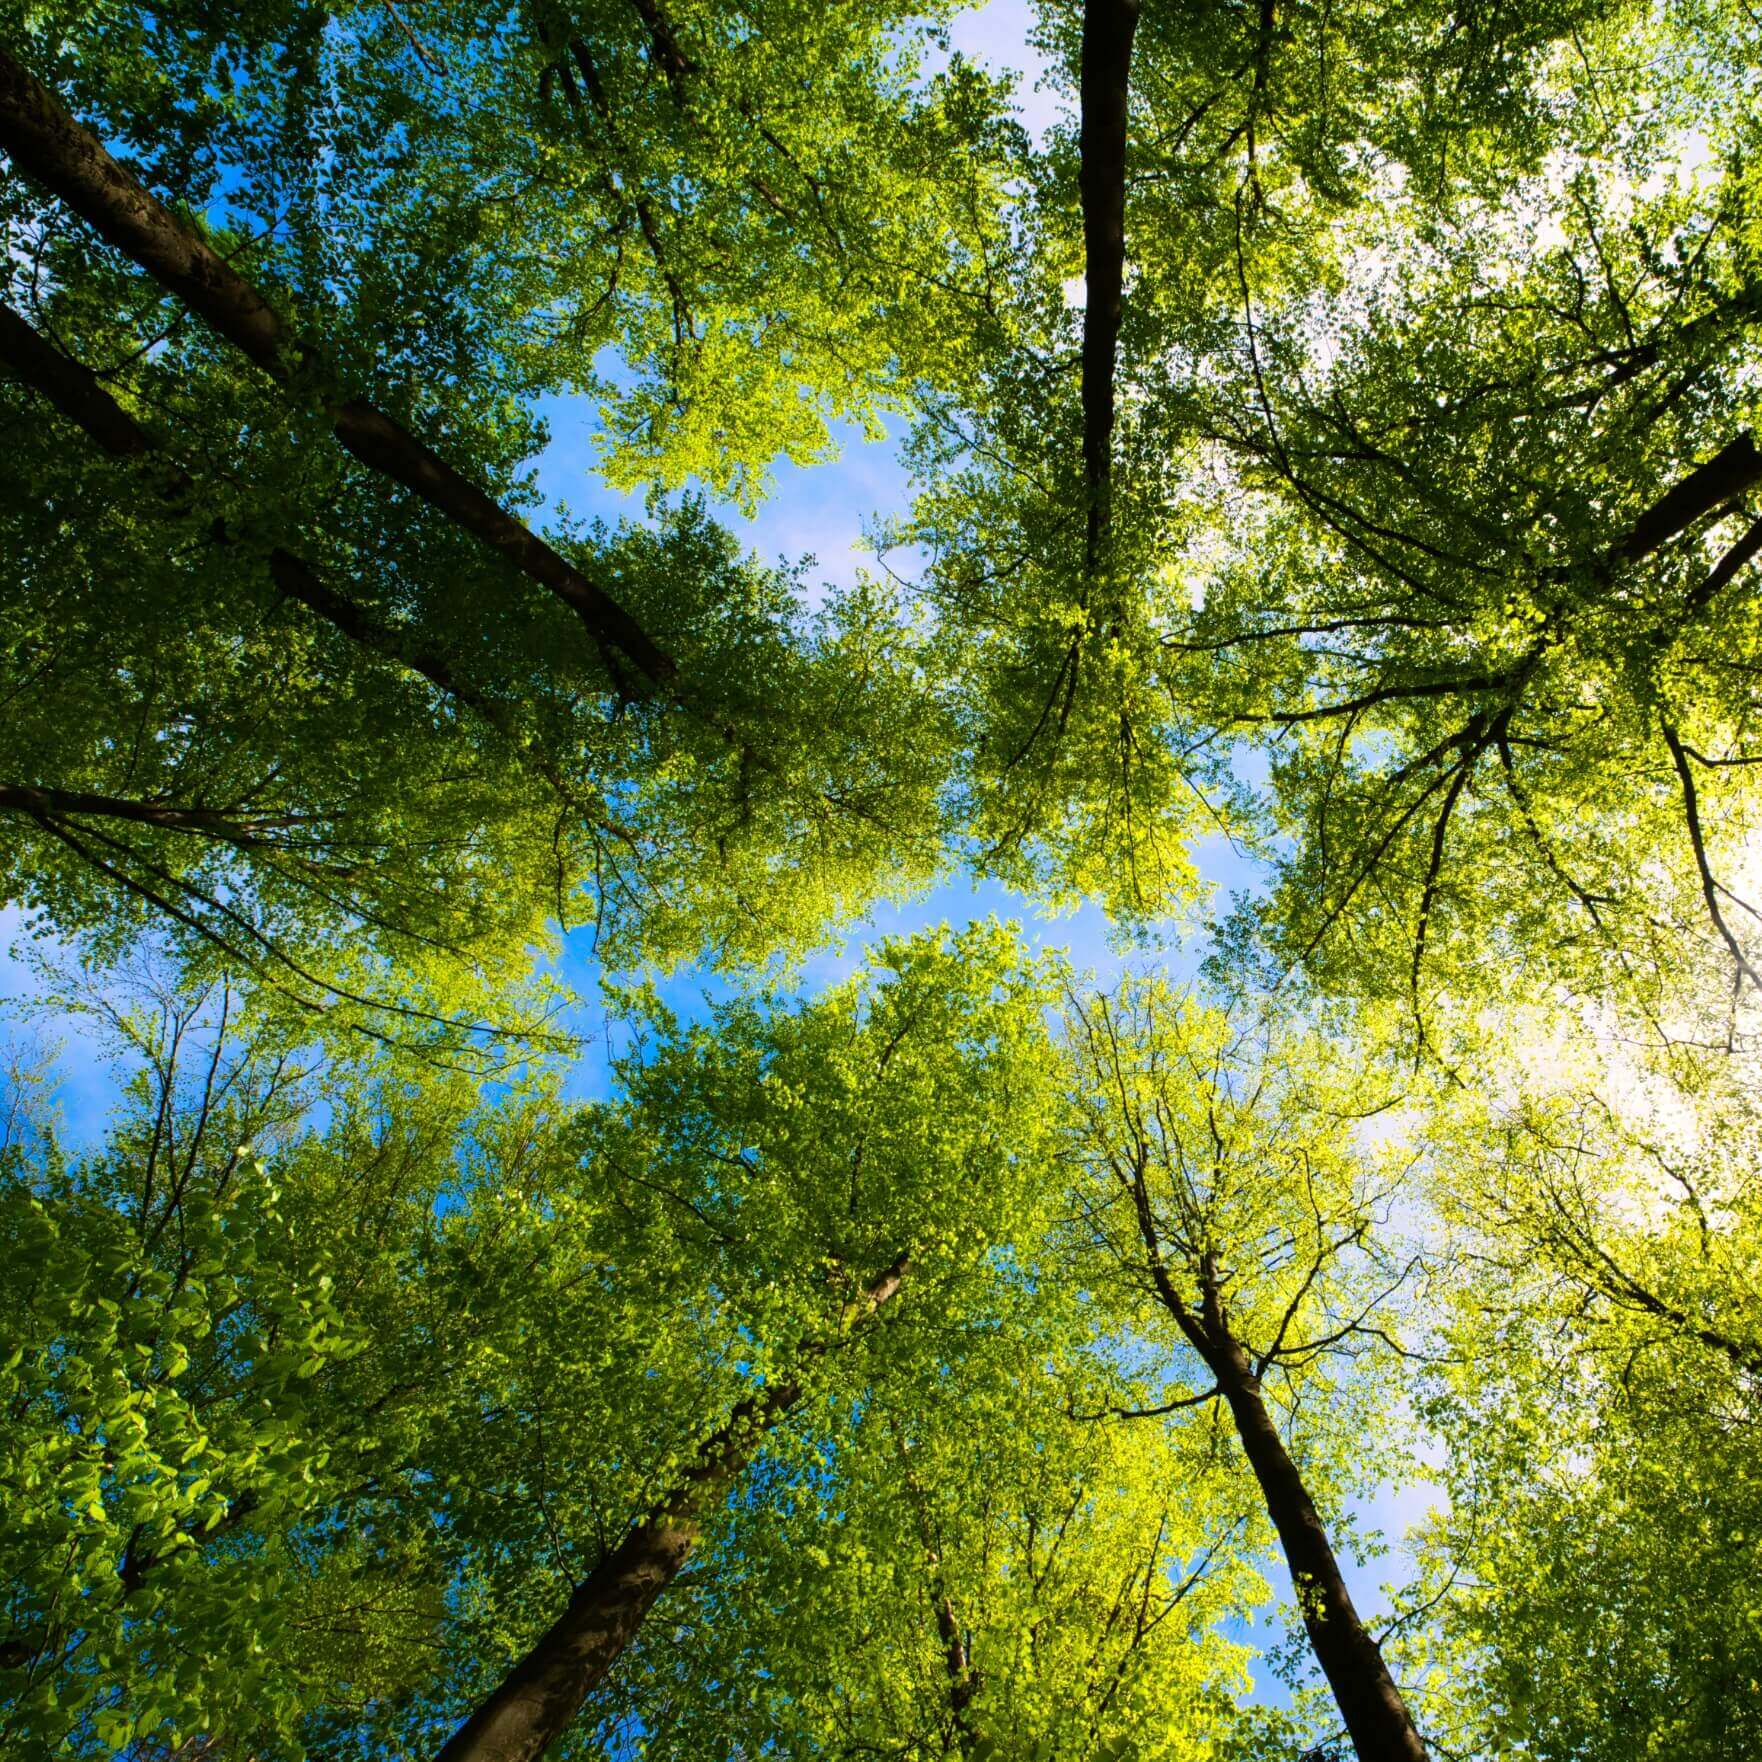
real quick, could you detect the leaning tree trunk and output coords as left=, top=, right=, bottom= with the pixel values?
left=0, top=299, right=581, bottom=790
left=1197, top=1275, right=1428, bottom=1762
left=434, top=1254, right=910, bottom=1762
left=434, top=1383, right=796, bottom=1762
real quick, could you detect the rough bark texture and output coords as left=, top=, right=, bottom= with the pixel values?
left=435, top=1255, right=911, bottom=1762
left=0, top=45, right=673, bottom=687
left=1194, top=1272, right=1429, bottom=1762
left=1078, top=0, right=1140, bottom=568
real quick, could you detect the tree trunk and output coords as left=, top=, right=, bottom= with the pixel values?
left=0, top=45, right=673, bottom=688
left=1078, top=0, right=1140, bottom=566
left=934, top=1589, right=982, bottom=1753
left=1198, top=1281, right=1428, bottom=1762
left=435, top=1254, right=909, bottom=1762
left=0, top=301, right=159, bottom=459
left=0, top=784, right=296, bottom=844
left=434, top=1388, right=792, bottom=1762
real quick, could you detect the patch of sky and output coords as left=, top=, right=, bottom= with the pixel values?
left=544, top=834, right=1278, bottom=1114
left=0, top=905, right=150, bottom=1151
left=529, top=384, right=918, bottom=614
left=942, top=0, right=1066, bottom=145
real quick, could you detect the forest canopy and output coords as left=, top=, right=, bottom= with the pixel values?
left=3, top=2, right=1761, bottom=1759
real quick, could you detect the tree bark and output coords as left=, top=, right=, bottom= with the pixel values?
left=1194, top=1272, right=1428, bottom=1762
left=1078, top=0, right=1140, bottom=569
left=0, top=301, right=160, bottom=458
left=934, top=1589, right=982, bottom=1753
left=434, top=1254, right=910, bottom=1762
left=0, top=45, right=673, bottom=688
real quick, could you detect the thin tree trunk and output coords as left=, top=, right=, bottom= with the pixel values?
left=1078, top=0, right=1140, bottom=571
left=1121, top=1162, right=1428, bottom=1762
left=435, top=1254, right=910, bottom=1762
left=933, top=1589, right=982, bottom=1753
left=1195, top=1271, right=1428, bottom=1762
left=0, top=45, right=673, bottom=689
left=892, top=1421, right=983, bottom=1754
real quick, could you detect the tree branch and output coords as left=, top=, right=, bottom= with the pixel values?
left=1660, top=718, right=1762, bottom=989
left=1616, top=432, right=1762, bottom=564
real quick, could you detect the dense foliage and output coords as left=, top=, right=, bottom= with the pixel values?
left=4, top=1, right=1762, bottom=1758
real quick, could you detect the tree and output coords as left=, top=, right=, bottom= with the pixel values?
left=1408, top=1030, right=1762, bottom=1759
left=0, top=973, right=483, bottom=1757
left=596, top=1213, right=1264, bottom=1761
left=1061, top=980, right=1431, bottom=1761
left=2, top=0, right=1018, bottom=507
left=1, top=925, right=1064, bottom=1760
left=423, top=922, right=1061, bottom=1762
left=904, top=0, right=1643, bottom=926
left=1148, top=3, right=1762, bottom=1024
left=850, top=0, right=1762, bottom=1049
